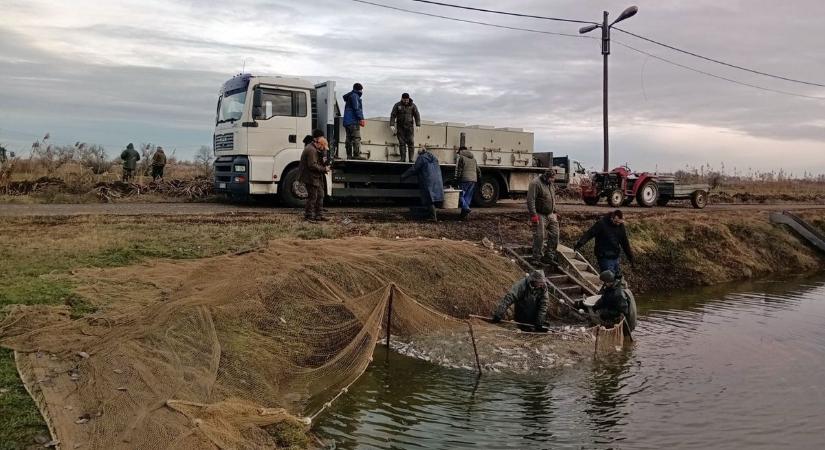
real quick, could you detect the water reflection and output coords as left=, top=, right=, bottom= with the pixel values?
left=316, top=275, right=825, bottom=449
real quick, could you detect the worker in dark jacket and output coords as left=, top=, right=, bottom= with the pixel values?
left=298, top=129, right=328, bottom=221
left=574, top=209, right=635, bottom=275
left=492, top=270, right=550, bottom=332
left=401, top=148, right=444, bottom=222
left=454, top=146, right=481, bottom=220
left=389, top=93, right=421, bottom=162
left=342, top=83, right=365, bottom=160
left=120, top=143, right=140, bottom=182
left=151, top=147, right=166, bottom=181
left=592, top=270, right=629, bottom=325
left=527, top=169, right=558, bottom=264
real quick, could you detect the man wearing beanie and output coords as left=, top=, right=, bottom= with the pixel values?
left=491, top=270, right=550, bottom=332
left=389, top=93, right=421, bottom=162
left=342, top=82, right=365, bottom=160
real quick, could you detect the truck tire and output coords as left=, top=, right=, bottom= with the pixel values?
left=473, top=176, right=499, bottom=207
left=691, top=190, right=708, bottom=209
left=656, top=197, right=670, bottom=207
left=583, top=196, right=599, bottom=206
left=635, top=181, right=658, bottom=207
left=607, top=189, right=625, bottom=208
left=279, top=166, right=308, bottom=208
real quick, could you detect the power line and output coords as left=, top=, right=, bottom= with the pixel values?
left=613, top=27, right=825, bottom=88
left=352, top=0, right=591, bottom=39
left=355, top=0, right=824, bottom=100
left=613, top=40, right=825, bottom=100
left=407, top=0, right=595, bottom=25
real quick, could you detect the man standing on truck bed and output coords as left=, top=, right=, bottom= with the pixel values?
left=574, top=209, right=635, bottom=276
left=454, top=145, right=481, bottom=220
left=389, top=93, right=421, bottom=162
left=298, top=129, right=329, bottom=221
left=343, top=83, right=365, bottom=160
left=527, top=169, right=559, bottom=265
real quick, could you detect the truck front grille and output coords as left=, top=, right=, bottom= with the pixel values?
left=214, top=133, right=234, bottom=151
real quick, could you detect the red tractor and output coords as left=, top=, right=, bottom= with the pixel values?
left=581, top=165, right=710, bottom=209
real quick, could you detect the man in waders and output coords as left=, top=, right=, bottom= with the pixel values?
left=491, top=270, right=550, bottom=332
left=389, top=93, right=421, bottom=162
left=590, top=270, right=630, bottom=326
left=120, top=143, right=140, bottom=182
left=298, top=129, right=329, bottom=221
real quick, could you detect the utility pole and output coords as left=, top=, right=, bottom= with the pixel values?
left=580, top=6, right=638, bottom=172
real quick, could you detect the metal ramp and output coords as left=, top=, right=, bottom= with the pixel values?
left=770, top=211, right=825, bottom=253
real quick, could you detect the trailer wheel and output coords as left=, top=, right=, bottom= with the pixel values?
left=279, top=167, right=308, bottom=208
left=691, top=190, right=708, bottom=209
left=607, top=189, right=625, bottom=208
left=636, top=181, right=659, bottom=207
left=583, top=196, right=599, bottom=206
left=473, top=176, right=500, bottom=207
left=656, top=197, right=670, bottom=207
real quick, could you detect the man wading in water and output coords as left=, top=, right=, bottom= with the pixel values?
left=491, top=270, right=550, bottom=333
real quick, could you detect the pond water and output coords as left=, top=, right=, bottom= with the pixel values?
left=315, top=276, right=825, bottom=449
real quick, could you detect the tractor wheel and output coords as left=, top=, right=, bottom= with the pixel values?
left=691, top=190, right=708, bottom=209
left=583, top=196, right=599, bottom=206
left=279, top=166, right=308, bottom=208
left=635, top=181, right=659, bottom=207
left=607, top=189, right=625, bottom=208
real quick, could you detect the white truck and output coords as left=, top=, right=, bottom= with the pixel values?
left=212, top=73, right=563, bottom=206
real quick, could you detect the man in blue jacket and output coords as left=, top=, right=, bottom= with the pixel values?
left=342, top=83, right=366, bottom=160
left=401, top=148, right=444, bottom=222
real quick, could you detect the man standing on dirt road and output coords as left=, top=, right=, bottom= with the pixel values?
left=298, top=129, right=329, bottom=221
left=527, top=168, right=559, bottom=265
left=120, top=143, right=140, bottom=182
left=492, top=270, right=550, bottom=332
left=454, top=145, right=481, bottom=221
left=574, top=209, right=635, bottom=276
left=343, top=83, right=365, bottom=160
left=151, top=147, right=166, bottom=181
left=401, top=148, right=443, bottom=222
left=389, top=93, right=421, bottom=162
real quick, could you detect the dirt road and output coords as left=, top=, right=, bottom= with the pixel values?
left=2, top=200, right=825, bottom=218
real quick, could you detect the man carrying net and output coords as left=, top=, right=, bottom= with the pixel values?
left=491, top=270, right=549, bottom=332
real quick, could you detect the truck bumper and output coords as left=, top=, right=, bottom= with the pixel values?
left=214, top=155, right=250, bottom=196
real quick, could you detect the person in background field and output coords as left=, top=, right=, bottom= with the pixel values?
left=120, top=143, right=140, bottom=182
left=491, top=270, right=549, bottom=332
left=342, top=83, right=365, bottom=160
left=401, top=148, right=444, bottom=222
left=298, top=129, right=329, bottom=221
left=454, top=145, right=481, bottom=221
left=389, top=93, right=421, bottom=162
left=151, top=146, right=166, bottom=181
left=574, top=209, right=635, bottom=276
left=527, top=168, right=559, bottom=265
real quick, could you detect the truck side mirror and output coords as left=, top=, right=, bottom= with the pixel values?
left=252, top=88, right=263, bottom=120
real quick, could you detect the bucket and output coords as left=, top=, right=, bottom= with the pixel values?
left=441, top=188, right=461, bottom=209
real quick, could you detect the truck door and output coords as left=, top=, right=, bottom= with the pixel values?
left=247, top=86, right=307, bottom=156
left=314, top=81, right=337, bottom=147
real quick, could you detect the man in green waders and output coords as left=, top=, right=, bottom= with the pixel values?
left=491, top=270, right=550, bottom=332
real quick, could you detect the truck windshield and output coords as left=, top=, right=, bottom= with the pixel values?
left=217, top=89, right=247, bottom=124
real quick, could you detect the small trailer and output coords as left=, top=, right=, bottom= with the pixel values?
left=581, top=166, right=710, bottom=209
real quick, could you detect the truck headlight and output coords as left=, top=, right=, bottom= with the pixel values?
left=234, top=165, right=247, bottom=172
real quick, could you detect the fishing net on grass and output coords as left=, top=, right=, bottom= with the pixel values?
left=0, top=237, right=624, bottom=449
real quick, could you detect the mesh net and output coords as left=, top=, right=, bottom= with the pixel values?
left=0, top=237, right=624, bottom=449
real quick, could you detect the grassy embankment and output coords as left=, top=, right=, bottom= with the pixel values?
left=1, top=209, right=824, bottom=448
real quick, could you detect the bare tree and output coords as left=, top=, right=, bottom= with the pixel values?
left=195, top=146, right=214, bottom=178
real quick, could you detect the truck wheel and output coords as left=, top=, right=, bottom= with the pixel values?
left=635, top=181, right=658, bottom=207
left=607, top=189, right=625, bottom=208
left=691, top=190, right=708, bottom=209
left=473, top=176, right=499, bottom=207
left=279, top=167, right=308, bottom=208
left=583, top=196, right=599, bottom=206
left=656, top=197, right=670, bottom=207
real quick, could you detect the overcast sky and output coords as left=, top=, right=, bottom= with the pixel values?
left=1, top=0, right=823, bottom=174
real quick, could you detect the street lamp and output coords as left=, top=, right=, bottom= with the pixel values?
left=579, top=6, right=638, bottom=172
